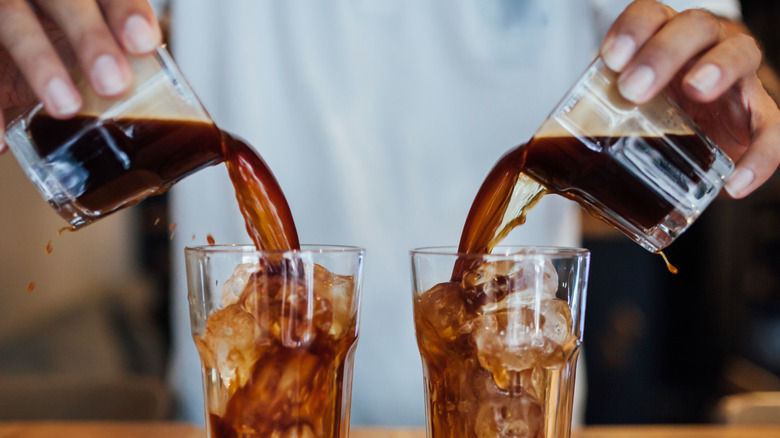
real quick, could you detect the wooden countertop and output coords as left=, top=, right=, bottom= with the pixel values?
left=1, top=423, right=780, bottom=438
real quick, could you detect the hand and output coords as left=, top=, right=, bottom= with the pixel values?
left=0, top=0, right=162, bottom=151
left=599, top=0, right=780, bottom=199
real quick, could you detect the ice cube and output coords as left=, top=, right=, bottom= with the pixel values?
left=474, top=393, right=542, bottom=438
left=221, top=263, right=263, bottom=307
left=473, top=302, right=571, bottom=390
left=506, top=258, right=559, bottom=300
left=462, top=260, right=520, bottom=291
left=460, top=260, right=520, bottom=311
left=473, top=309, right=537, bottom=388
left=236, top=268, right=333, bottom=348
left=312, top=264, right=355, bottom=339
left=417, top=281, right=474, bottom=344
left=540, top=298, right=572, bottom=346
left=197, top=304, right=267, bottom=390
left=518, top=367, right=545, bottom=402
left=461, top=256, right=559, bottom=313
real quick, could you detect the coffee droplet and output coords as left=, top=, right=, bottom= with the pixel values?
left=45, top=240, right=53, bottom=254
left=26, top=282, right=35, bottom=293
left=207, top=234, right=216, bottom=245
left=655, top=250, right=679, bottom=274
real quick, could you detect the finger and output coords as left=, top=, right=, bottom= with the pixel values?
left=97, top=0, right=161, bottom=54
left=617, top=8, right=724, bottom=104
left=724, top=81, right=780, bottom=198
left=682, top=32, right=762, bottom=102
left=35, top=0, right=132, bottom=97
left=600, top=0, right=676, bottom=72
left=0, top=0, right=82, bottom=118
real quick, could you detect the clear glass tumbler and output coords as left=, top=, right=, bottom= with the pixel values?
left=5, top=46, right=221, bottom=229
left=529, top=57, right=734, bottom=252
left=186, top=244, right=365, bottom=438
left=411, top=246, right=590, bottom=438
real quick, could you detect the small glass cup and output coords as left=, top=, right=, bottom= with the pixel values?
left=411, top=246, right=590, bottom=438
left=530, top=57, right=734, bottom=252
left=5, top=46, right=221, bottom=229
left=186, top=244, right=364, bottom=438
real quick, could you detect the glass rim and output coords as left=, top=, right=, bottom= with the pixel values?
left=410, top=245, right=590, bottom=258
left=185, top=243, right=365, bottom=257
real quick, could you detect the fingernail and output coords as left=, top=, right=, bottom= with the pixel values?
left=686, top=63, right=722, bottom=95
left=602, top=35, right=636, bottom=72
left=45, top=77, right=81, bottom=116
left=91, top=54, right=128, bottom=96
left=725, top=168, right=754, bottom=198
left=124, top=14, right=158, bottom=53
left=619, top=65, right=655, bottom=103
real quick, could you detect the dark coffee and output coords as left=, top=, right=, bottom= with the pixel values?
left=28, top=115, right=224, bottom=221
left=27, top=114, right=300, bottom=251
left=202, top=264, right=357, bottom=438
left=456, top=133, right=714, bottom=277
left=221, top=132, right=300, bottom=251
left=522, top=134, right=714, bottom=230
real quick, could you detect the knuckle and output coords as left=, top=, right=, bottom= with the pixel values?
left=633, top=0, right=662, bottom=11
left=633, top=0, right=674, bottom=18
left=628, top=0, right=669, bottom=19
left=71, top=25, right=114, bottom=52
left=677, top=9, right=721, bottom=34
left=616, top=0, right=668, bottom=39
left=26, top=50, right=52, bottom=75
left=96, top=0, right=126, bottom=17
left=8, top=29, right=45, bottom=58
left=0, top=0, right=32, bottom=32
left=732, top=32, right=758, bottom=48
left=99, top=0, right=150, bottom=20
left=741, top=34, right=762, bottom=60
left=727, top=33, right=762, bottom=69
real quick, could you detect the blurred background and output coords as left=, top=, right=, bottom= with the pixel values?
left=0, top=0, right=777, bottom=426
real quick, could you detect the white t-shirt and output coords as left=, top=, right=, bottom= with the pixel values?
left=165, top=0, right=740, bottom=427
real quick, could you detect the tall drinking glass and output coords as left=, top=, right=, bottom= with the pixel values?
left=411, top=246, right=590, bottom=438
left=186, top=244, right=365, bottom=438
